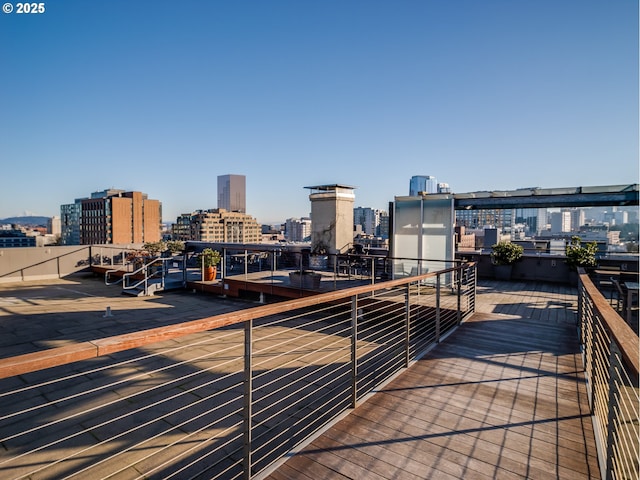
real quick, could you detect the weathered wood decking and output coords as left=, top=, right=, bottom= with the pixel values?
left=266, top=281, right=600, bottom=480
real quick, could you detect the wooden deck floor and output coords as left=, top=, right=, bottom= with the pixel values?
left=265, top=281, right=600, bottom=480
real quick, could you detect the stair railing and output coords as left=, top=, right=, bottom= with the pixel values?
left=122, top=257, right=168, bottom=295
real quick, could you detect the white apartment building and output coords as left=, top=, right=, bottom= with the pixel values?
left=285, top=217, right=311, bottom=242
left=173, top=209, right=261, bottom=243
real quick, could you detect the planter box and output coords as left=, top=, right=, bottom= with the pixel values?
left=494, top=265, right=513, bottom=281
left=204, top=266, right=217, bottom=282
left=289, top=271, right=322, bottom=289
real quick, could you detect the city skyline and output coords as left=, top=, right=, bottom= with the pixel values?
left=2, top=1, right=638, bottom=224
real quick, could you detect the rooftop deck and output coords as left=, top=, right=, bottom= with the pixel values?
left=266, top=280, right=599, bottom=479
left=0, top=275, right=608, bottom=479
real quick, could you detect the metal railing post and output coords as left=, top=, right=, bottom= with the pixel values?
left=220, top=247, right=227, bottom=279
left=371, top=258, right=375, bottom=286
left=577, top=274, right=584, bottom=327
left=351, top=295, right=358, bottom=408
left=404, top=284, right=411, bottom=367
left=580, top=285, right=595, bottom=410
left=456, top=266, right=462, bottom=325
left=471, top=265, right=476, bottom=308
left=604, top=341, right=620, bottom=480
left=435, top=274, right=441, bottom=343
left=182, top=252, right=187, bottom=285
left=588, top=302, right=597, bottom=413
left=244, top=249, right=248, bottom=279
left=243, top=319, right=253, bottom=480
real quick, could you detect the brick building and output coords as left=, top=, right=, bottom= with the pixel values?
left=61, top=189, right=161, bottom=245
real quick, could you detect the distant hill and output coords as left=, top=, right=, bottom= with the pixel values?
left=0, top=216, right=51, bottom=226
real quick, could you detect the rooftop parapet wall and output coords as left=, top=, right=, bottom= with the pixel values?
left=0, top=244, right=141, bottom=283
left=456, top=251, right=639, bottom=283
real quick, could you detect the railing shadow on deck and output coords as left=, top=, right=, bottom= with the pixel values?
left=0, top=263, right=477, bottom=480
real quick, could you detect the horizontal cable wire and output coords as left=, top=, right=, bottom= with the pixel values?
left=84, top=403, right=245, bottom=480
left=0, top=265, right=480, bottom=479
left=251, top=317, right=352, bottom=375
left=0, top=332, right=244, bottom=446
left=13, top=366, right=245, bottom=478
left=251, top=345, right=351, bottom=425
left=0, top=327, right=242, bottom=418
left=252, top=370, right=351, bottom=458
left=252, top=298, right=351, bottom=331
left=251, top=368, right=352, bottom=464
left=138, top=422, right=245, bottom=480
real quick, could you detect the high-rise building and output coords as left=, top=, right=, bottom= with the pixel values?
left=378, top=211, right=390, bottom=239
left=60, top=203, right=81, bottom=245
left=570, top=208, right=586, bottom=232
left=285, top=217, right=312, bottom=242
left=515, top=208, right=548, bottom=236
left=603, top=207, right=629, bottom=226
left=47, top=216, right=61, bottom=237
left=409, top=175, right=438, bottom=196
left=60, top=190, right=161, bottom=245
left=437, top=183, right=451, bottom=194
left=217, top=174, right=246, bottom=213
left=172, top=209, right=261, bottom=243
left=353, top=207, right=381, bottom=236
left=550, top=211, right=572, bottom=233
left=455, top=209, right=514, bottom=234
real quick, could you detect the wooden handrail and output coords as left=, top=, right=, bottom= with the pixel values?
left=0, top=265, right=473, bottom=379
left=579, top=268, right=639, bottom=375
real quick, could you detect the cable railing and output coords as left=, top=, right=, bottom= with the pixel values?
left=185, top=243, right=461, bottom=286
left=0, top=262, right=476, bottom=480
left=577, top=268, right=639, bottom=480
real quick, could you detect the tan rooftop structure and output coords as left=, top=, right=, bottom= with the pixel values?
left=305, top=184, right=356, bottom=254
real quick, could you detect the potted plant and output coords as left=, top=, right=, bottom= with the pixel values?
left=126, top=249, right=150, bottom=271
left=565, top=236, right=598, bottom=285
left=199, top=248, right=221, bottom=281
left=166, top=240, right=184, bottom=255
left=490, top=241, right=524, bottom=280
left=143, top=241, right=166, bottom=257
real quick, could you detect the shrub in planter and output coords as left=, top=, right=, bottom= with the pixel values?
left=199, top=248, right=221, bottom=281
left=166, top=240, right=185, bottom=255
left=565, top=236, right=597, bottom=271
left=143, top=241, right=167, bottom=257
left=491, top=242, right=524, bottom=280
left=491, top=242, right=524, bottom=266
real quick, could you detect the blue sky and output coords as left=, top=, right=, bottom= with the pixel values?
left=1, top=0, right=638, bottom=224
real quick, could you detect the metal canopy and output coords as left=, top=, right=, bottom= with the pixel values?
left=450, top=184, right=639, bottom=210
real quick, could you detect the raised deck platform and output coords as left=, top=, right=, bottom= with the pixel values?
left=0, top=277, right=601, bottom=479
left=266, top=280, right=600, bottom=479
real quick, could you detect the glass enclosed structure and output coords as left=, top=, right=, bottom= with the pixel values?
left=391, top=195, right=455, bottom=280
